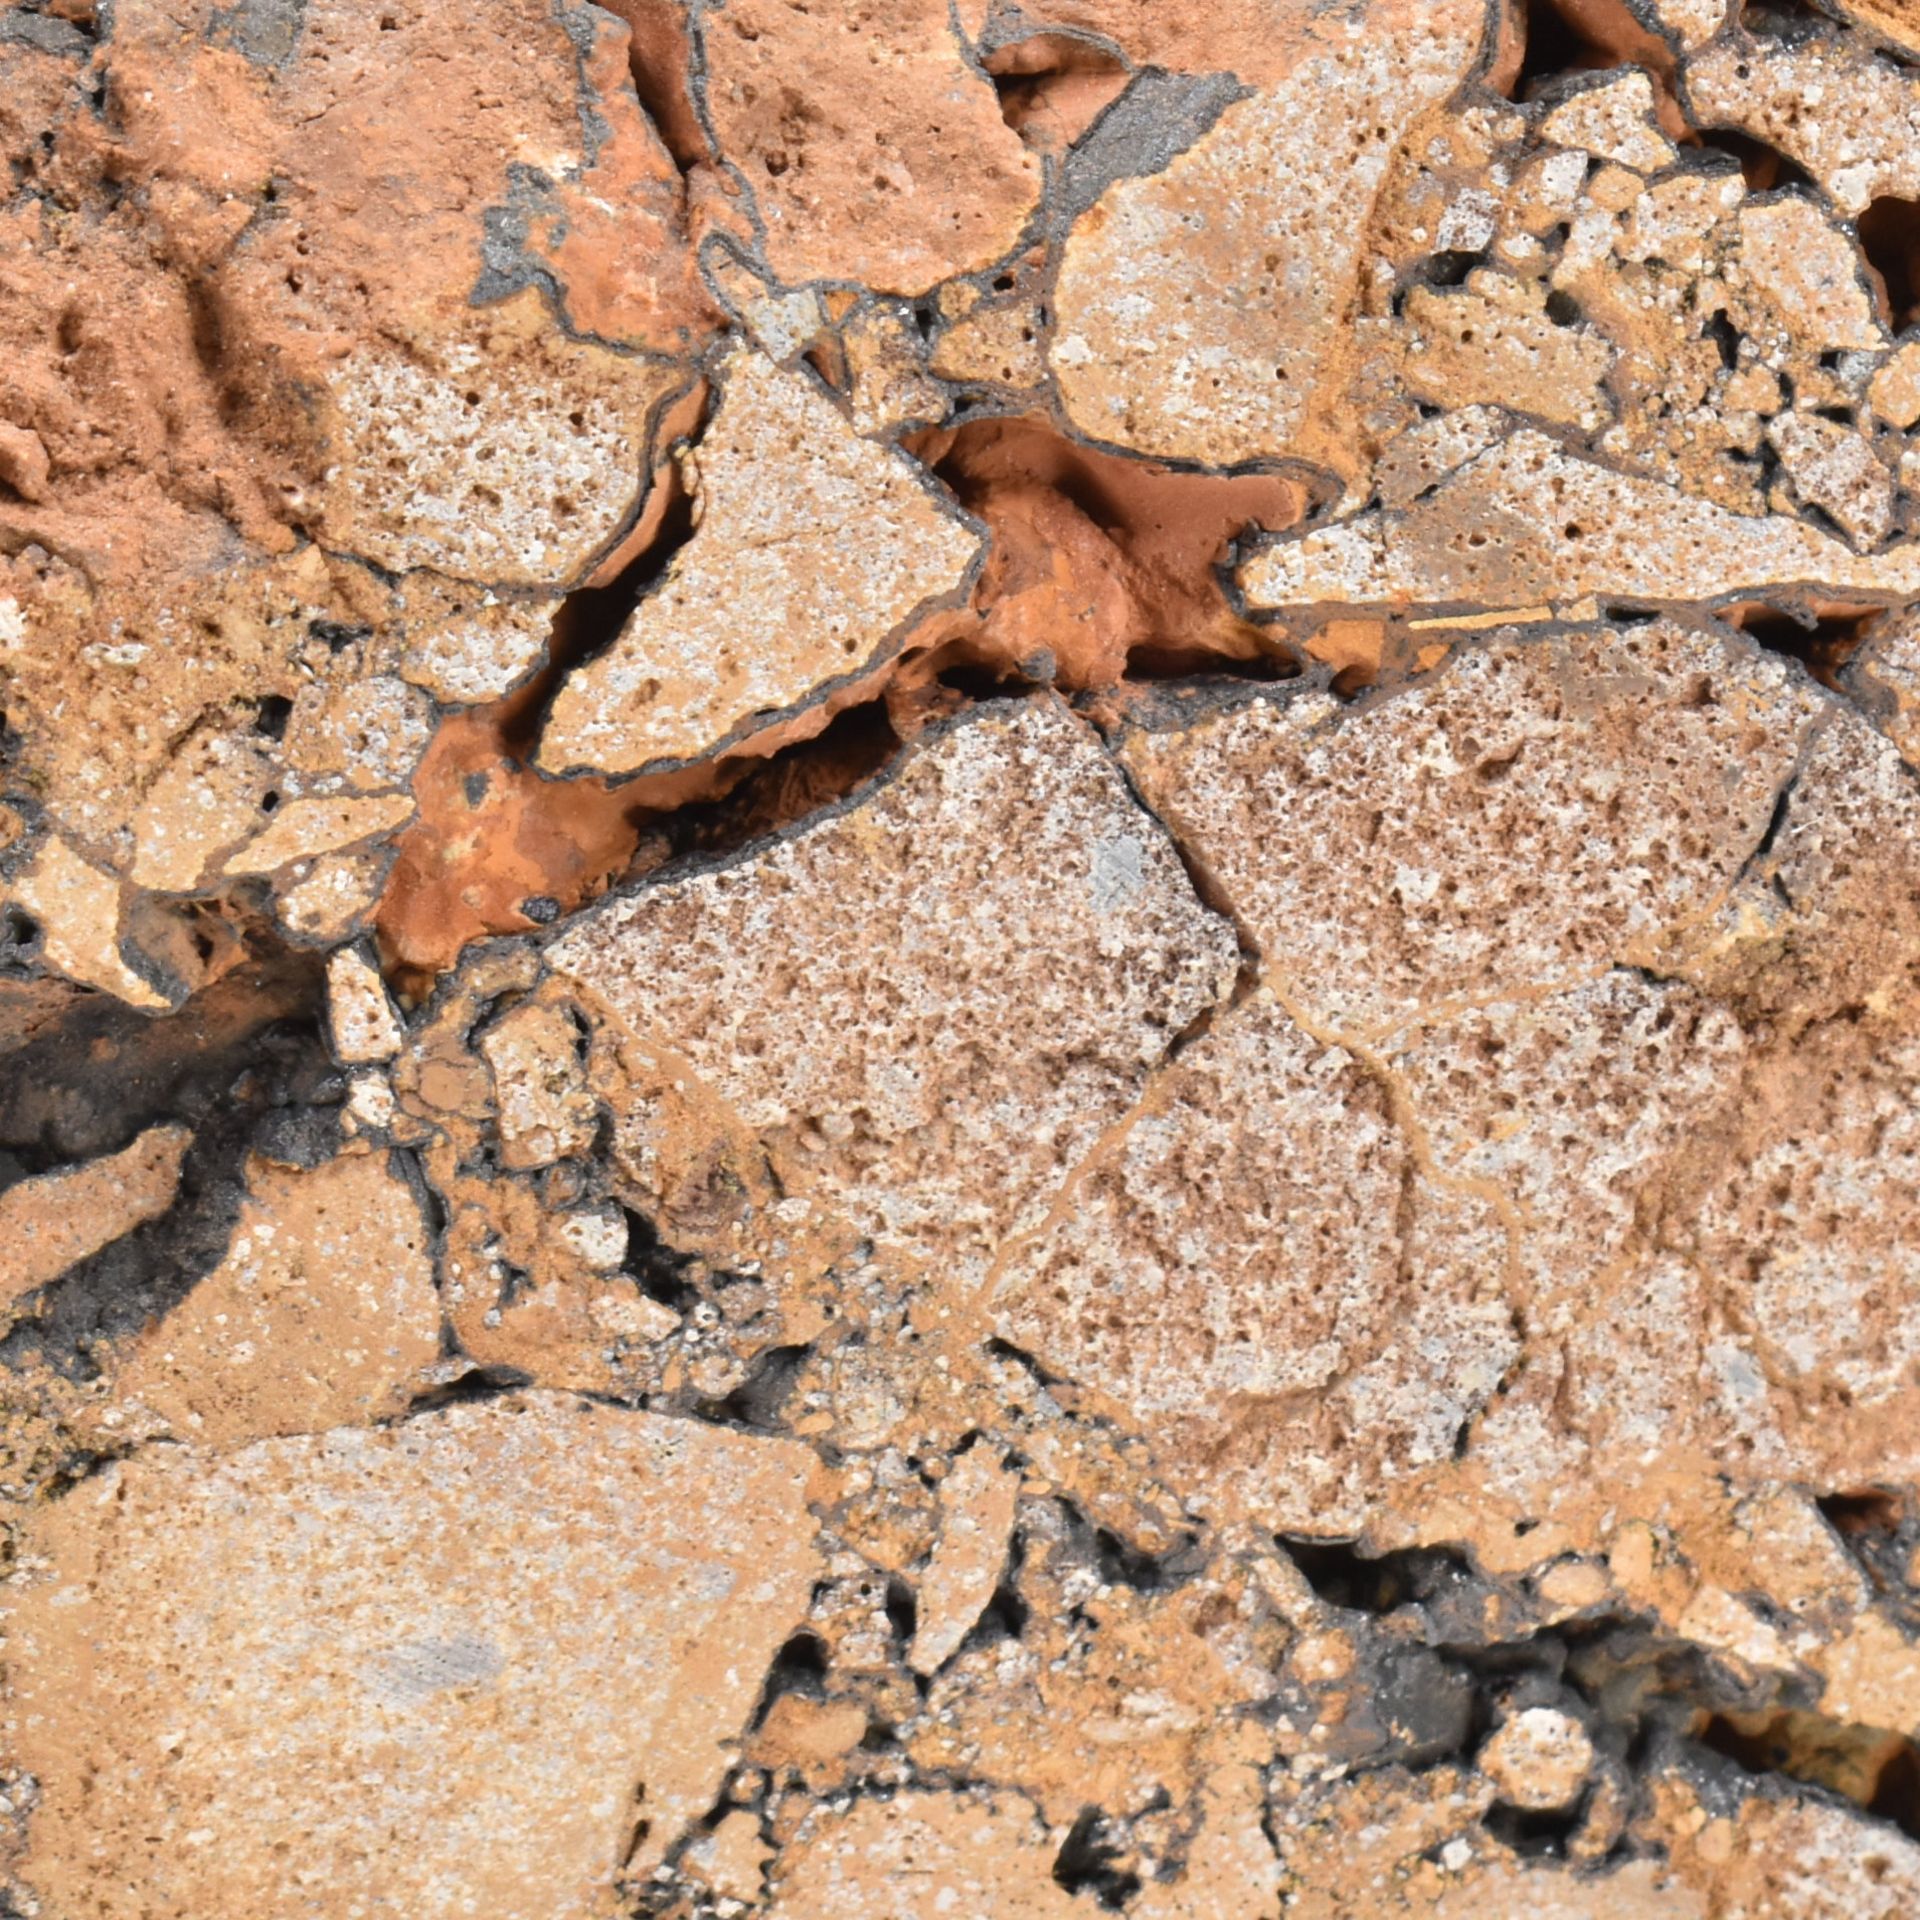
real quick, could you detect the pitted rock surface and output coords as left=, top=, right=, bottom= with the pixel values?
left=8, top=3, right=1920, bottom=1914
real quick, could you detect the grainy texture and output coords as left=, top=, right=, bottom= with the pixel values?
left=7, top=0, right=1920, bottom=1912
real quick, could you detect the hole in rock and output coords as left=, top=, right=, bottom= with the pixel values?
left=1729, top=603, right=1879, bottom=690
left=1697, top=1709, right=1920, bottom=1841
left=1052, top=1808, right=1142, bottom=1909
left=1859, top=195, right=1920, bottom=331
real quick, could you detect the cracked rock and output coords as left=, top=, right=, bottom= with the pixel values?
left=10, top=1, right=1920, bottom=1912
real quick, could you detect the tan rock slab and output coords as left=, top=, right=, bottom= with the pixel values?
left=549, top=697, right=1237, bottom=1283
left=0, top=1123, right=190, bottom=1309
left=1048, top=0, right=1484, bottom=466
left=4, top=1393, right=826, bottom=1918
left=319, top=294, right=682, bottom=588
left=1241, top=433, right=1920, bottom=615
left=110, top=1148, right=442, bottom=1447
left=539, top=348, right=982, bottom=775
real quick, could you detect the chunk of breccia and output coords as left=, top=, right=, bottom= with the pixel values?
left=547, top=697, right=1238, bottom=1284
left=3, top=1393, right=825, bottom=1919
left=538, top=347, right=983, bottom=775
left=1120, top=622, right=1819, bottom=1038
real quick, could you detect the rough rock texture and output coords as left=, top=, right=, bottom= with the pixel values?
left=9, top=1, right=1920, bottom=1914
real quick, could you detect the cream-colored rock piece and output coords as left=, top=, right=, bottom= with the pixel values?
left=767, top=1792, right=1084, bottom=1920
left=0, top=1123, right=190, bottom=1309
left=398, top=583, right=556, bottom=704
left=539, top=350, right=981, bottom=775
left=320, top=299, right=679, bottom=587
left=1736, top=196, right=1884, bottom=353
left=1121, top=623, right=1818, bottom=1037
left=479, top=999, right=599, bottom=1170
left=1478, top=1709, right=1595, bottom=1811
left=221, top=790, right=415, bottom=875
left=1870, top=341, right=1920, bottom=430
left=1769, top=409, right=1897, bottom=549
left=1242, top=433, right=1920, bottom=614
left=1402, top=275, right=1613, bottom=430
left=1538, top=72, right=1676, bottom=172
left=549, top=698, right=1237, bottom=1283
left=1048, top=1, right=1485, bottom=465
left=126, top=728, right=279, bottom=891
left=1687, top=35, right=1920, bottom=216
left=285, top=672, right=435, bottom=792
left=4, top=1393, right=824, bottom=1918
left=111, top=1149, right=441, bottom=1446
left=8, top=835, right=166, bottom=1008
left=909, top=1443, right=1021, bottom=1674
left=326, top=947, right=403, bottom=1063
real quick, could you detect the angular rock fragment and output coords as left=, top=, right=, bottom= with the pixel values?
left=109, top=1148, right=442, bottom=1447
left=0, top=1123, right=191, bottom=1311
left=908, top=1442, right=1021, bottom=1674
left=539, top=349, right=983, bottom=774
left=1122, top=622, right=1817, bottom=1037
left=1242, top=434, right=1920, bottom=616
left=4, top=1394, right=825, bottom=1917
left=319, top=300, right=683, bottom=589
left=1049, top=0, right=1486, bottom=466
left=549, top=697, right=1237, bottom=1280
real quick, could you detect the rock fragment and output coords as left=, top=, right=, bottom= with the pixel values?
left=109, top=1148, right=441, bottom=1447
left=1478, top=1708, right=1596, bottom=1812
left=0, top=1124, right=191, bottom=1311
left=1048, top=0, right=1486, bottom=466
left=3, top=1394, right=825, bottom=1917
left=908, top=1442, right=1021, bottom=1674
left=539, top=349, right=983, bottom=775
left=1242, top=434, right=1920, bottom=616
left=548, top=697, right=1237, bottom=1281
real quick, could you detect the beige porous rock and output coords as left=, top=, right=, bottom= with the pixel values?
left=539, top=349, right=983, bottom=774
left=0, top=1124, right=191, bottom=1311
left=548, top=696, right=1237, bottom=1280
left=1049, top=0, right=1486, bottom=467
left=109, top=1148, right=442, bottom=1447
left=3, top=1394, right=825, bottom=1919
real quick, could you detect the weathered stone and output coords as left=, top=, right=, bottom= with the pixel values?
left=549, top=697, right=1237, bottom=1281
left=539, top=349, right=983, bottom=774
left=1242, top=434, right=1920, bottom=615
left=0, top=1124, right=191, bottom=1310
left=1049, top=0, right=1485, bottom=467
left=4, top=1394, right=825, bottom=1917
left=109, top=1149, right=442, bottom=1447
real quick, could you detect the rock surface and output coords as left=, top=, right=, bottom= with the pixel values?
left=6, top=2, right=1920, bottom=1913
